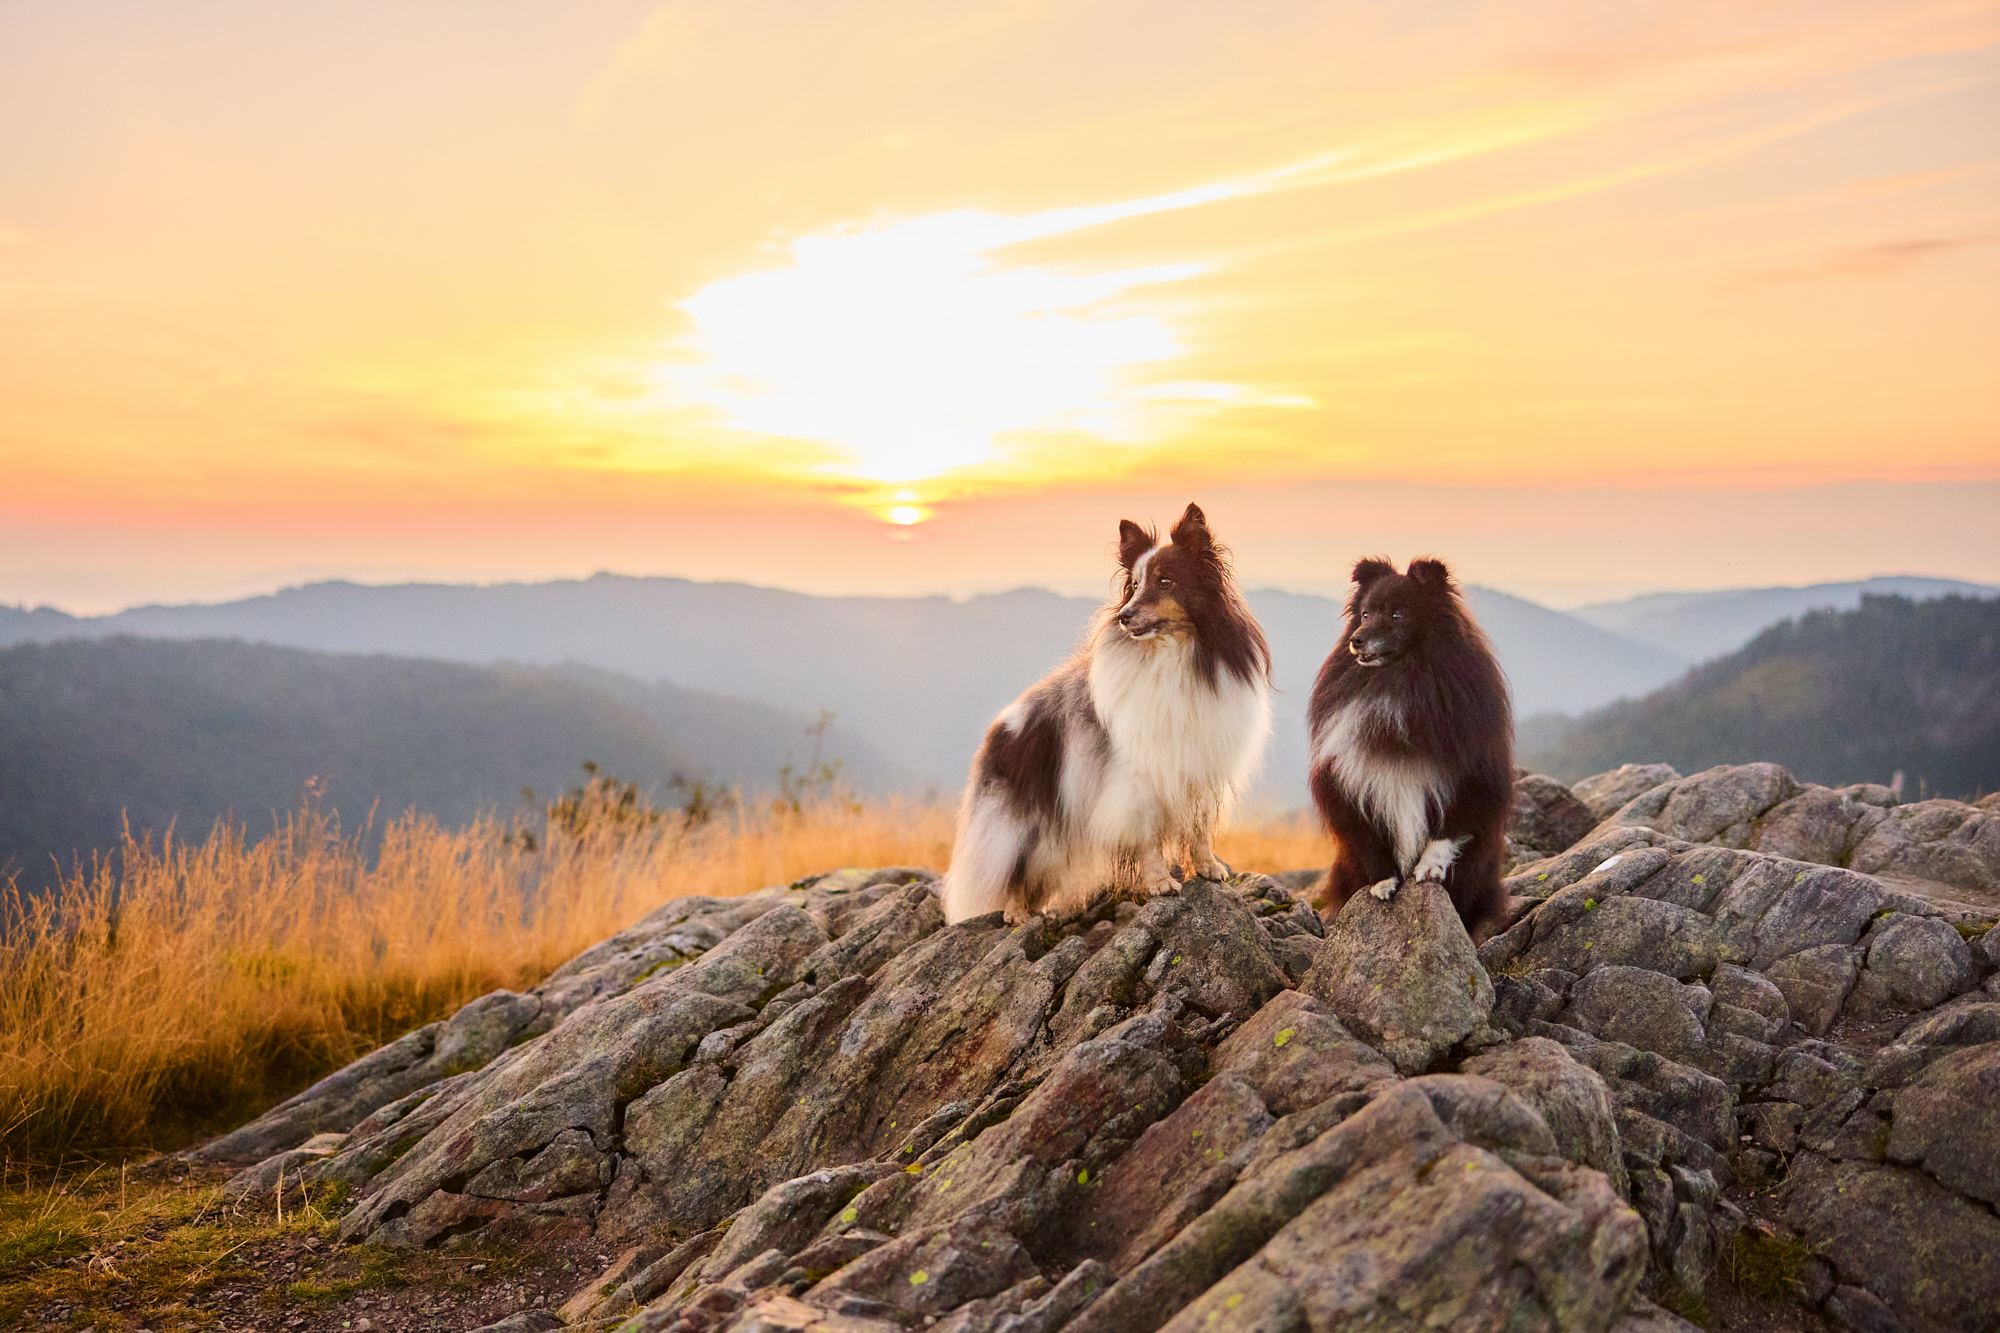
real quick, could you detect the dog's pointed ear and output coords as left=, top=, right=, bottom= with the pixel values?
left=1351, top=557, right=1395, bottom=587
left=1408, top=558, right=1452, bottom=589
left=1169, top=503, right=1212, bottom=551
left=1117, top=519, right=1156, bottom=570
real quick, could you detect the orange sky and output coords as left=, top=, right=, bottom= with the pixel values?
left=2, top=1, right=1997, bottom=612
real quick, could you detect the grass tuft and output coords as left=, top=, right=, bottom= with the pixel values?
left=1725, top=1225, right=1816, bottom=1303
left=2, top=778, right=1330, bottom=1164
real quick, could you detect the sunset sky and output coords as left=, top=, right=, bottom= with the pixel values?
left=3, top=1, right=1997, bottom=613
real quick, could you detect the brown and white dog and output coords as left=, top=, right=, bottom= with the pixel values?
left=941, top=504, right=1272, bottom=924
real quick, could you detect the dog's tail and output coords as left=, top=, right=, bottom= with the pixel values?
left=941, top=787, right=1028, bottom=924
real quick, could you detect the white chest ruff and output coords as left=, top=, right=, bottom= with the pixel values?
left=1312, top=695, right=1445, bottom=872
left=1085, top=632, right=1270, bottom=838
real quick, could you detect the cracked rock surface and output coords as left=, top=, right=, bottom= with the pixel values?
left=202, top=771, right=2000, bottom=1333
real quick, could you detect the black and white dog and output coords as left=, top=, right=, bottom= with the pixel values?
left=1307, top=556, right=1512, bottom=936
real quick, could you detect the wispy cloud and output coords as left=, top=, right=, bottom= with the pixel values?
left=1745, top=231, right=2000, bottom=284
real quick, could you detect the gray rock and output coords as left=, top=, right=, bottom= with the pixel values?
left=1066, top=1080, right=1643, bottom=1333
left=1747, top=787, right=1873, bottom=867
left=1850, top=801, right=2000, bottom=893
left=1571, top=764, right=1682, bottom=822
left=1128, top=880, right=1290, bottom=1022
left=1561, top=966, right=1707, bottom=1065
left=1612, top=1295, right=1703, bottom=1332
left=1301, top=877, right=1495, bottom=1074
left=1834, top=783, right=1900, bottom=810
left=1510, top=772, right=1599, bottom=858
left=467, top=1314, right=565, bottom=1333
left=1824, top=1285, right=1907, bottom=1333
left=1862, top=914, right=1977, bottom=1012
left=1208, top=990, right=1398, bottom=1116
left=1460, top=1038, right=1627, bottom=1196
left=1739, top=1101, right=1803, bottom=1153
left=197, top=988, right=542, bottom=1163
left=1769, top=1045, right=1862, bottom=1109
left=1067, top=1072, right=1273, bottom=1272
left=805, top=1204, right=1040, bottom=1321
left=1552, top=1034, right=1735, bottom=1151
left=464, top=1128, right=610, bottom=1203
left=1506, top=885, right=1722, bottom=981
left=220, top=1132, right=346, bottom=1204
left=337, top=904, right=827, bottom=1244
left=1750, top=866, right=1887, bottom=970
left=1599, top=763, right=1797, bottom=846
left=1765, top=945, right=1860, bottom=1037
left=1709, top=964, right=1789, bottom=1041
left=1896, top=999, right=2000, bottom=1048
left=1780, top=1152, right=2000, bottom=1333
left=1884, top=1043, right=2000, bottom=1208
left=700, top=1164, right=902, bottom=1283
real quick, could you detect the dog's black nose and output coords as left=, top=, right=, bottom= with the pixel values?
left=1117, top=608, right=1135, bottom=625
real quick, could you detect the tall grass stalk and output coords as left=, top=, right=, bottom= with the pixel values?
left=0, top=790, right=954, bottom=1161
left=0, top=789, right=1325, bottom=1163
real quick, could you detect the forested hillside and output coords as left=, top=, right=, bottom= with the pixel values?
left=0, top=637, right=910, bottom=888
left=1526, top=594, right=2000, bottom=798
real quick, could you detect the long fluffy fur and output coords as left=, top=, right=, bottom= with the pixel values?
left=1306, top=556, right=1512, bottom=937
left=942, top=505, right=1272, bottom=925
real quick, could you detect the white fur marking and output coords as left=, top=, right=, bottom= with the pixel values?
left=1310, top=695, right=1444, bottom=873
left=1369, top=877, right=1399, bottom=901
left=1413, top=837, right=1462, bottom=883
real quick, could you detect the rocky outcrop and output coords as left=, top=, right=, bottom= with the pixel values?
left=1588, top=761, right=2000, bottom=909
left=202, top=770, right=2000, bottom=1333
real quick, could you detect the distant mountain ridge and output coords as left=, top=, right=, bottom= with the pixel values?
left=0, top=637, right=911, bottom=889
left=1525, top=594, right=2000, bottom=799
left=1570, top=575, right=1998, bottom=664
left=0, top=574, right=1688, bottom=798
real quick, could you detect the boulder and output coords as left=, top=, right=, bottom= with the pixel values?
left=1510, top=772, right=1599, bottom=859
left=1884, top=1043, right=2000, bottom=1208
left=1068, top=1080, right=1644, bottom=1333
left=1208, top=990, right=1397, bottom=1116
left=1301, top=877, right=1495, bottom=1074
left=1850, top=801, right=2000, bottom=893
left=1765, top=946, right=1860, bottom=1038
left=1780, top=1152, right=2000, bottom=1333
left=1560, top=967, right=1709, bottom=1066
left=1860, top=914, right=1977, bottom=1013
left=1571, top=764, right=1681, bottom=822
left=1460, top=1037, right=1627, bottom=1195
left=1597, top=763, right=1798, bottom=846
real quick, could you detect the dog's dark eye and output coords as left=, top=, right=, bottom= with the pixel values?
left=1158, top=576, right=1173, bottom=587
left=1392, top=611, right=1404, bottom=620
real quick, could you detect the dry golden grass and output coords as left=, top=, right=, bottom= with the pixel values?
left=0, top=781, right=954, bottom=1162
left=0, top=780, right=1323, bottom=1163
left=1217, top=811, right=1333, bottom=880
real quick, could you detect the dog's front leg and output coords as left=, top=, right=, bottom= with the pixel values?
left=1186, top=826, right=1231, bottom=883
left=1412, top=836, right=1468, bottom=884
left=1135, top=843, right=1180, bottom=899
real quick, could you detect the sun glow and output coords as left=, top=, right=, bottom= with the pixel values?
left=661, top=150, right=1401, bottom=485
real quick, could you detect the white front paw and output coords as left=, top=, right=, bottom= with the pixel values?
left=1412, top=837, right=1461, bottom=884
left=1368, top=877, right=1400, bottom=902
left=1194, top=858, right=1230, bottom=882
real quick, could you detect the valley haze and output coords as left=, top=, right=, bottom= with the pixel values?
left=5, top=571, right=1990, bottom=809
